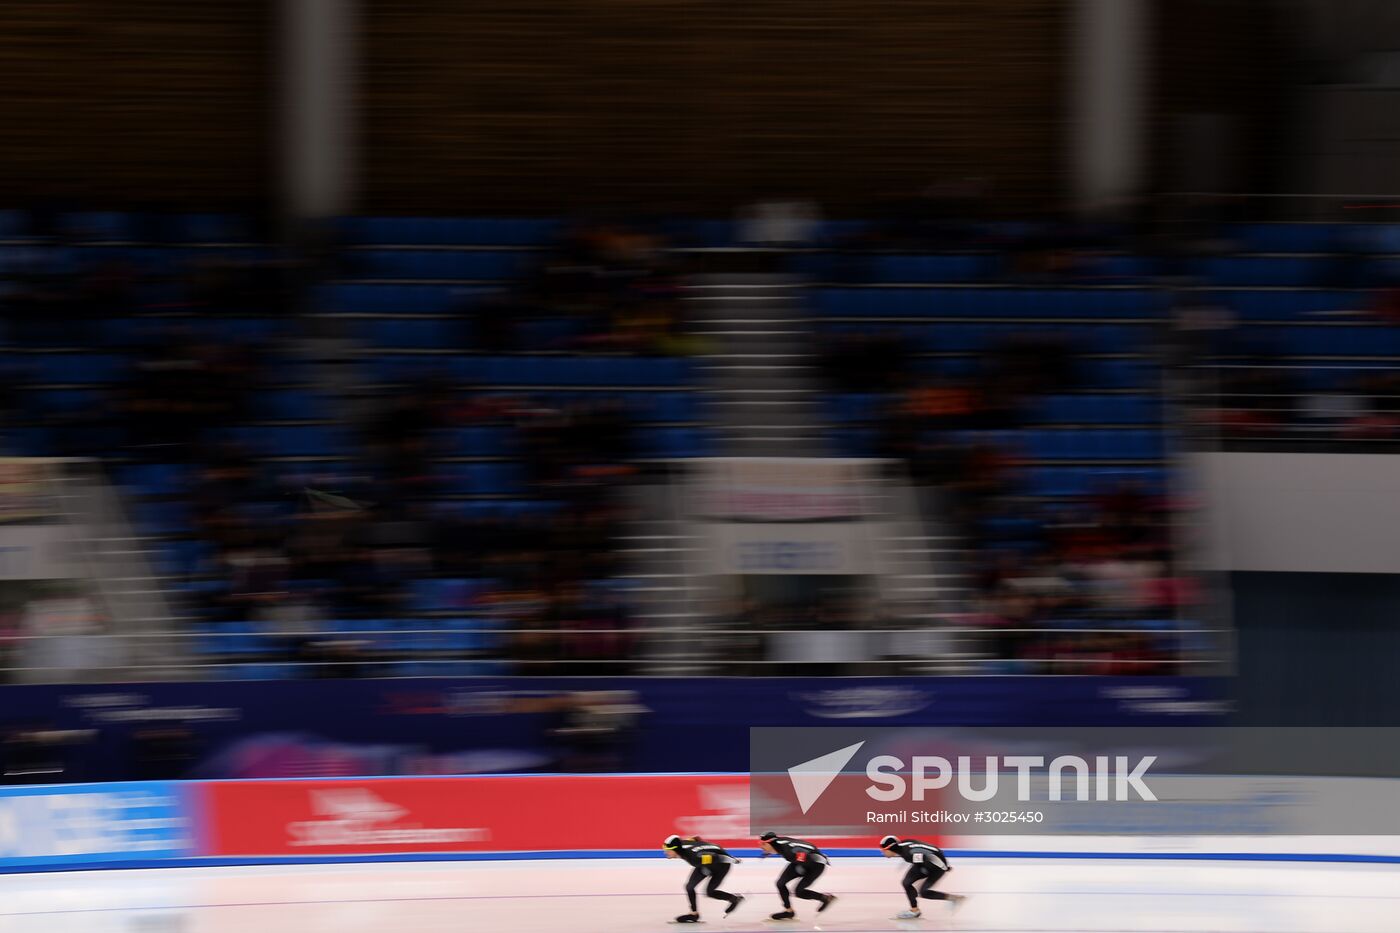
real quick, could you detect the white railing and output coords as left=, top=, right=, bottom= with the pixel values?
left=0, top=623, right=1229, bottom=680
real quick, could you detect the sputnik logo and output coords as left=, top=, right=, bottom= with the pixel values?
left=787, top=741, right=865, bottom=814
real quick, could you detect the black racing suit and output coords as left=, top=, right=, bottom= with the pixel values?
left=886, top=839, right=951, bottom=908
left=672, top=838, right=741, bottom=913
left=765, top=836, right=831, bottom=909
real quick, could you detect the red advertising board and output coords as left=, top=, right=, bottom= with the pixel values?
left=201, top=774, right=784, bottom=857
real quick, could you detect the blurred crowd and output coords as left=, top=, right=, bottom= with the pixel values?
left=8, top=195, right=1397, bottom=677
left=814, top=325, right=1196, bottom=672
left=0, top=216, right=718, bottom=678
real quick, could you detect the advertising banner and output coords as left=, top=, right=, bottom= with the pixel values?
left=695, top=458, right=876, bottom=522
left=0, top=782, right=192, bottom=869
left=199, top=774, right=778, bottom=857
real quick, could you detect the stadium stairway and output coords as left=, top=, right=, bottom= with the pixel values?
left=687, top=275, right=828, bottom=457
left=615, top=482, right=710, bottom=675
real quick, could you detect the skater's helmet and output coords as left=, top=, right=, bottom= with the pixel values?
left=663, top=834, right=683, bottom=850
left=878, top=835, right=899, bottom=850
left=758, top=831, right=778, bottom=842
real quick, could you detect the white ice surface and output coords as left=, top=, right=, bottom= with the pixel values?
left=0, top=856, right=1396, bottom=933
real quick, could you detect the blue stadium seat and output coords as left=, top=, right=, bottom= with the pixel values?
left=359, top=250, right=534, bottom=280
left=638, top=393, right=699, bottom=422
left=1194, top=256, right=1319, bottom=287
left=438, top=426, right=512, bottom=458
left=832, top=427, right=877, bottom=458
left=1228, top=224, right=1350, bottom=253
left=2, top=427, right=52, bottom=456
left=155, top=539, right=211, bottom=577
left=177, top=214, right=249, bottom=243
left=321, top=284, right=459, bottom=314
left=1221, top=290, right=1357, bottom=321
left=872, top=255, right=994, bottom=282
left=116, top=463, right=190, bottom=497
left=30, top=388, right=104, bottom=414
left=640, top=427, right=710, bottom=458
left=348, top=217, right=559, bottom=246
left=1084, top=359, right=1149, bottom=388
left=0, top=210, right=28, bottom=239
left=1084, top=255, right=1153, bottom=279
left=441, top=462, right=522, bottom=495
left=409, top=580, right=498, bottom=613
left=257, top=390, right=328, bottom=422
left=516, top=318, right=587, bottom=348
left=33, top=354, right=127, bottom=384
left=60, top=212, right=134, bottom=241
left=826, top=393, right=885, bottom=423
left=133, top=500, right=192, bottom=536
left=225, top=425, right=345, bottom=458
left=357, top=318, right=457, bottom=348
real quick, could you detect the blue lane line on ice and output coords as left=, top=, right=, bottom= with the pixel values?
left=2, top=848, right=1399, bottom=875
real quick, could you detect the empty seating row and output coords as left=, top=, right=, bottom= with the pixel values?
left=800, top=252, right=1153, bottom=282
left=1, top=353, right=313, bottom=386
left=793, top=254, right=1000, bottom=282
left=945, top=429, right=1165, bottom=460
left=1213, top=290, right=1363, bottom=320
left=317, top=283, right=497, bottom=315
left=475, top=391, right=702, bottom=422
left=343, top=217, right=560, bottom=246
left=1035, top=394, right=1160, bottom=425
left=312, top=216, right=880, bottom=249
left=810, top=287, right=1166, bottom=318
left=31, top=387, right=329, bottom=422
left=436, top=462, right=524, bottom=495
left=1225, top=223, right=1400, bottom=254
left=821, top=321, right=1153, bottom=354
left=0, top=211, right=252, bottom=243
left=0, top=353, right=128, bottom=384
left=114, top=463, right=192, bottom=498
left=1021, top=466, right=1170, bottom=497
left=409, top=578, right=500, bottom=613
left=1246, top=324, right=1400, bottom=357
left=355, top=250, right=536, bottom=280
left=825, top=393, right=1158, bottom=427
left=910, top=357, right=1150, bottom=389
left=1019, top=429, right=1165, bottom=460
left=99, top=317, right=291, bottom=347
left=362, top=354, right=697, bottom=386
left=635, top=426, right=713, bottom=458
left=352, top=317, right=633, bottom=349
left=316, top=283, right=476, bottom=314
left=1190, top=256, right=1333, bottom=286
left=423, top=426, right=714, bottom=460
left=823, top=393, right=887, bottom=423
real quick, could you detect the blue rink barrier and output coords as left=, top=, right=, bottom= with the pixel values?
left=0, top=775, right=1397, bottom=875
left=2, top=849, right=1399, bottom=876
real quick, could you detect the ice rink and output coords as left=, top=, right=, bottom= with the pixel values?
left=0, top=856, right=1396, bottom=933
